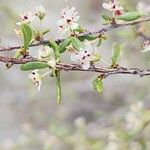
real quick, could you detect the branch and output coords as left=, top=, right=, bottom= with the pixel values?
left=0, top=17, right=150, bottom=52
left=1, top=55, right=150, bottom=78
left=0, top=56, right=36, bottom=64
left=137, top=32, right=150, bottom=41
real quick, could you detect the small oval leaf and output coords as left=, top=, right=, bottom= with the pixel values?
left=59, top=38, right=71, bottom=53
left=97, top=38, right=102, bottom=47
left=21, top=61, right=49, bottom=71
left=117, top=11, right=142, bottom=21
left=49, top=40, right=60, bottom=59
left=102, top=14, right=111, bottom=21
left=111, top=43, right=121, bottom=66
left=55, top=70, right=62, bottom=104
left=42, top=28, right=51, bottom=35
left=71, top=37, right=85, bottom=51
left=78, top=35, right=97, bottom=42
left=21, top=23, right=33, bottom=50
left=92, top=77, right=103, bottom=93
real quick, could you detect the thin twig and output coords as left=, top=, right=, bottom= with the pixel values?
left=0, top=17, right=150, bottom=52
left=1, top=56, right=150, bottom=78
left=138, top=32, right=150, bottom=41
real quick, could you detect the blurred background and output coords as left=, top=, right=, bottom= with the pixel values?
left=0, top=0, right=150, bottom=149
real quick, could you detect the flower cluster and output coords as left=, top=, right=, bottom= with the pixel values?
left=28, top=45, right=56, bottom=91
left=102, top=0, right=123, bottom=17
left=16, top=5, right=46, bottom=26
left=15, top=5, right=47, bottom=40
left=11, top=1, right=148, bottom=99
left=70, top=40, right=100, bottom=69
left=17, top=11, right=34, bottom=25
left=57, top=7, right=80, bottom=35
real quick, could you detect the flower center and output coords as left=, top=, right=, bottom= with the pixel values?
left=24, top=16, right=28, bottom=20
left=67, top=19, right=71, bottom=23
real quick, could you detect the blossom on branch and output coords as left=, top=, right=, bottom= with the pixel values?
left=102, top=0, right=123, bottom=16
left=70, top=40, right=100, bottom=69
left=57, top=7, right=80, bottom=35
left=17, top=11, right=34, bottom=25
left=28, top=70, right=42, bottom=91
left=141, top=40, right=150, bottom=52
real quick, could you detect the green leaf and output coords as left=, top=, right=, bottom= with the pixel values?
left=55, top=70, right=62, bottom=104
left=92, top=77, right=103, bottom=93
left=71, top=37, right=85, bottom=51
left=97, top=38, right=102, bottom=47
left=117, top=11, right=143, bottom=21
left=49, top=40, right=62, bottom=104
left=102, top=20, right=111, bottom=25
left=21, top=23, right=33, bottom=50
left=21, top=61, right=49, bottom=71
left=74, top=25, right=84, bottom=33
left=78, top=35, right=97, bottom=42
left=111, top=43, right=121, bottom=66
left=102, top=14, right=111, bottom=21
left=42, top=28, right=51, bottom=35
left=49, top=39, right=60, bottom=59
left=59, top=38, right=71, bottom=53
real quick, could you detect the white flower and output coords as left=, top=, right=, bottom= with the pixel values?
left=38, top=46, right=53, bottom=60
left=28, top=70, right=41, bottom=91
left=35, top=5, right=46, bottom=20
left=70, top=40, right=99, bottom=69
left=14, top=28, right=22, bottom=37
left=102, top=0, right=123, bottom=16
left=125, top=101, right=144, bottom=131
left=57, top=7, right=80, bottom=34
left=137, top=2, right=150, bottom=15
left=17, top=11, right=34, bottom=25
left=141, top=40, right=150, bottom=52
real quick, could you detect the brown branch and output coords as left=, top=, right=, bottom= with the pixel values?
left=1, top=55, right=150, bottom=78
left=0, top=56, right=36, bottom=64
left=137, top=32, right=150, bottom=41
left=0, top=17, right=150, bottom=52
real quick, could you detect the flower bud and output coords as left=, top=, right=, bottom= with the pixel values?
left=39, top=46, right=53, bottom=59
left=48, top=58, right=56, bottom=68
left=35, top=5, right=46, bottom=20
